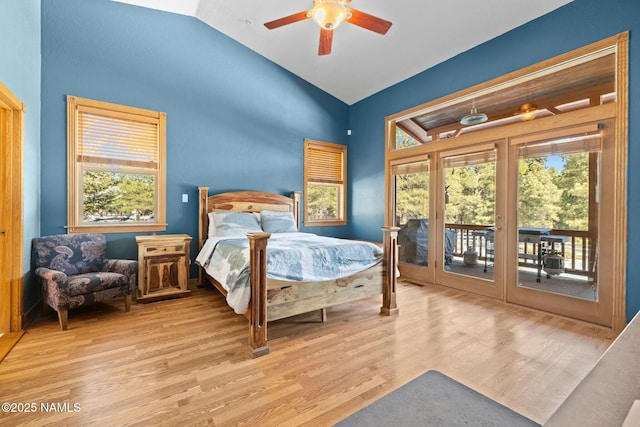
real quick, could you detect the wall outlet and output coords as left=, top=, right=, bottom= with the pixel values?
left=182, top=194, right=188, bottom=203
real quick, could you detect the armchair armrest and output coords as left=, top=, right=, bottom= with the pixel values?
left=35, top=267, right=70, bottom=311
left=34, top=267, right=68, bottom=291
left=103, top=259, right=137, bottom=272
left=102, top=259, right=138, bottom=294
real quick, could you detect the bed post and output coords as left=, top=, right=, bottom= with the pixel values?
left=381, top=226, right=400, bottom=316
left=291, top=191, right=301, bottom=230
left=247, top=231, right=272, bottom=358
left=198, top=187, right=209, bottom=286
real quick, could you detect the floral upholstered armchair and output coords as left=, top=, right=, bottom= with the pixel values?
left=32, top=233, right=137, bottom=330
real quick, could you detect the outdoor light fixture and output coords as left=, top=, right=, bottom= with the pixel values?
left=515, top=103, right=538, bottom=121
left=460, top=101, right=488, bottom=125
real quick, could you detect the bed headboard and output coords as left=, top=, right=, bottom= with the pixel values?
left=197, top=187, right=301, bottom=250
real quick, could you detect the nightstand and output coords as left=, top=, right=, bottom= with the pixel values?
left=135, top=234, right=192, bottom=302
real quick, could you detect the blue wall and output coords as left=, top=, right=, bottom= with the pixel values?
left=348, top=0, right=640, bottom=320
left=0, top=0, right=41, bottom=312
left=39, top=0, right=350, bottom=297
left=27, top=0, right=640, bottom=321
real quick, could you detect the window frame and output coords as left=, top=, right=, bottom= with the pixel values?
left=303, top=139, right=347, bottom=226
left=66, top=95, right=167, bottom=233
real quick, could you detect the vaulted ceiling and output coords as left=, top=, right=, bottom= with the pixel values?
left=112, top=0, right=574, bottom=105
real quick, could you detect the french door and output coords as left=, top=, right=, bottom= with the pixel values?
left=434, top=140, right=505, bottom=299
left=393, top=140, right=506, bottom=299
left=505, top=120, right=615, bottom=326
left=392, top=119, right=616, bottom=327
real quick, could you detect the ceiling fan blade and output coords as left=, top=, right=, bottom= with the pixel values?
left=264, top=11, right=310, bottom=30
left=346, top=9, right=392, bottom=35
left=318, top=28, right=333, bottom=56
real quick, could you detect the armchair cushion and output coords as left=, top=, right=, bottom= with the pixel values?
left=67, top=272, right=129, bottom=297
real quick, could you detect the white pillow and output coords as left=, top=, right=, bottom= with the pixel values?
left=260, top=210, right=298, bottom=233
left=208, top=212, right=217, bottom=237
left=210, top=211, right=262, bottom=237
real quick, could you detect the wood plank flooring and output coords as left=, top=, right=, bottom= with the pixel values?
left=0, top=331, right=24, bottom=363
left=0, top=281, right=617, bottom=426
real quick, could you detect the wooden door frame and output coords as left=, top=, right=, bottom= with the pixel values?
left=0, top=81, right=25, bottom=334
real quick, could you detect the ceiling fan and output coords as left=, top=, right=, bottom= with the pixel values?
left=264, top=0, right=392, bottom=56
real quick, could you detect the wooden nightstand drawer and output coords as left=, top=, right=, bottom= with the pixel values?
left=135, top=234, right=192, bottom=302
left=142, top=243, right=186, bottom=257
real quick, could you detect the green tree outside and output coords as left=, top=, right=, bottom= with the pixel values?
left=82, top=171, right=155, bottom=222
left=307, top=185, right=338, bottom=220
left=394, top=152, right=592, bottom=232
left=554, top=153, right=589, bottom=230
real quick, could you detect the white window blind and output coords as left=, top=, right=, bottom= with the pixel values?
left=392, top=160, right=429, bottom=175
left=442, top=148, right=496, bottom=169
left=78, top=110, right=159, bottom=170
left=518, top=134, right=602, bottom=159
left=306, top=145, right=344, bottom=184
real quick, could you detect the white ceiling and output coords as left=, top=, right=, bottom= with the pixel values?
left=112, top=0, right=573, bottom=105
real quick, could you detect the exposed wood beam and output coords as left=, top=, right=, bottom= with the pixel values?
left=413, top=82, right=615, bottom=141
left=397, top=118, right=429, bottom=144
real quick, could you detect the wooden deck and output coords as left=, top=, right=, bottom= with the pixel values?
left=446, top=257, right=597, bottom=301
left=0, top=281, right=616, bottom=426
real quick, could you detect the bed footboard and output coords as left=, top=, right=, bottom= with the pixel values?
left=245, top=226, right=399, bottom=358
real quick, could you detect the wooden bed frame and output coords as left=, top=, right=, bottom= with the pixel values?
left=197, top=187, right=399, bottom=358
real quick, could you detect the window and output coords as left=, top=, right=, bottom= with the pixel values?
left=67, top=96, right=166, bottom=233
left=304, top=139, right=347, bottom=226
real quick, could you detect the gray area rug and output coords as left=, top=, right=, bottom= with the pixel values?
left=335, top=370, right=540, bottom=427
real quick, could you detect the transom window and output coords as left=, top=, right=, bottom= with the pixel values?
left=66, top=96, right=166, bottom=233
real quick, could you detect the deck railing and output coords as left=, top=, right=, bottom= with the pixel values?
left=445, top=223, right=592, bottom=276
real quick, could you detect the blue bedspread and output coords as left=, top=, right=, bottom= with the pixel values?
left=195, top=232, right=383, bottom=314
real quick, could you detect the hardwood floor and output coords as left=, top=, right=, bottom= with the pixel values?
left=0, top=331, right=24, bottom=363
left=0, top=281, right=617, bottom=426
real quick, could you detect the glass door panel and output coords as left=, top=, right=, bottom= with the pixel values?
left=507, top=120, right=614, bottom=326
left=435, top=141, right=505, bottom=299
left=393, top=159, right=432, bottom=283
left=443, top=148, right=496, bottom=280
left=517, top=146, right=598, bottom=299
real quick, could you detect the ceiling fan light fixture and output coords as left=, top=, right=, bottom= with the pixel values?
left=460, top=105, right=488, bottom=126
left=264, top=0, right=390, bottom=56
left=311, top=0, right=348, bottom=30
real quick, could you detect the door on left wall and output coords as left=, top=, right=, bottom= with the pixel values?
left=0, top=81, right=25, bottom=337
left=0, top=106, right=11, bottom=336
